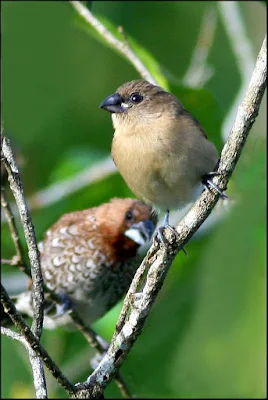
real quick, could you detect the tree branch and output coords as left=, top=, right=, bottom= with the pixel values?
left=1, top=135, right=44, bottom=340
left=1, top=131, right=47, bottom=397
left=29, top=156, right=116, bottom=210
left=1, top=187, right=29, bottom=273
left=218, top=1, right=256, bottom=141
left=69, top=0, right=158, bottom=85
left=2, top=326, right=48, bottom=398
left=182, top=4, right=217, bottom=88
left=1, top=284, right=75, bottom=396
left=1, top=326, right=26, bottom=343
left=71, top=35, right=267, bottom=399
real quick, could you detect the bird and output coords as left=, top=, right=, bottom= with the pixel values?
left=99, top=80, right=226, bottom=238
left=10, top=198, right=157, bottom=329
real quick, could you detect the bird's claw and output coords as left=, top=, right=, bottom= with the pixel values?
left=90, top=335, right=109, bottom=370
left=202, top=172, right=228, bottom=200
left=51, top=292, right=73, bottom=319
left=154, top=211, right=188, bottom=256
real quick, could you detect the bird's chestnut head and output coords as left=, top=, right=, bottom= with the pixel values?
left=96, top=198, right=157, bottom=259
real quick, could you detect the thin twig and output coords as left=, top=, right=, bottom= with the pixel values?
left=1, top=258, right=24, bottom=267
left=182, top=4, right=217, bottom=88
left=69, top=0, right=158, bottom=85
left=1, top=157, right=117, bottom=222
left=71, top=35, right=267, bottom=399
left=2, top=326, right=27, bottom=344
left=1, top=281, right=130, bottom=398
left=218, top=1, right=256, bottom=141
left=1, top=284, right=75, bottom=395
left=1, top=187, right=27, bottom=269
left=29, top=156, right=116, bottom=210
left=28, top=349, right=48, bottom=398
left=113, top=253, right=152, bottom=335
left=2, top=135, right=44, bottom=340
left=1, top=133, right=47, bottom=397
left=1, top=259, right=13, bottom=265
left=1, top=325, right=48, bottom=398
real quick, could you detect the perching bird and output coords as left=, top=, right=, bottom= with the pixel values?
left=100, top=80, right=225, bottom=232
left=13, top=198, right=157, bottom=329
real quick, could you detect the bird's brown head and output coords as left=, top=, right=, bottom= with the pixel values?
left=99, top=80, right=183, bottom=129
left=96, top=197, right=157, bottom=259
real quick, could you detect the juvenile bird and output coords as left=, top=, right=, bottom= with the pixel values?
left=13, top=198, right=157, bottom=328
left=100, top=80, right=225, bottom=234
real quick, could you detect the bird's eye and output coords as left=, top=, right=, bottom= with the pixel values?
left=129, top=93, right=143, bottom=104
left=125, top=210, right=135, bottom=222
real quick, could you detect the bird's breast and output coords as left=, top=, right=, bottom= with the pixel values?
left=111, top=124, right=218, bottom=209
left=112, top=132, right=160, bottom=203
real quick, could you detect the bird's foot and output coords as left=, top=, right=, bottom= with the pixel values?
left=202, top=172, right=228, bottom=200
left=90, top=335, right=109, bottom=370
left=154, top=210, right=188, bottom=256
left=46, top=292, right=73, bottom=319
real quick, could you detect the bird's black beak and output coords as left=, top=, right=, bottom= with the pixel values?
left=99, top=93, right=126, bottom=113
left=124, top=219, right=157, bottom=246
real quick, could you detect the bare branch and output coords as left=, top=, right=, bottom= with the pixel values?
left=72, top=35, right=267, bottom=399
left=28, top=349, right=48, bottom=398
left=1, top=135, right=44, bottom=340
left=1, top=187, right=27, bottom=270
left=2, top=326, right=48, bottom=398
left=218, top=1, right=256, bottom=141
left=69, top=0, right=158, bottom=85
left=1, top=326, right=26, bottom=343
left=1, top=284, right=75, bottom=395
left=182, top=4, right=217, bottom=88
left=1, top=133, right=48, bottom=397
left=1, top=157, right=117, bottom=223
left=1, top=280, right=131, bottom=397
left=29, top=156, right=116, bottom=210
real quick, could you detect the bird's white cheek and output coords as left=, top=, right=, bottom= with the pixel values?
left=124, top=228, right=146, bottom=246
left=111, top=114, right=119, bottom=130
left=121, top=102, right=129, bottom=110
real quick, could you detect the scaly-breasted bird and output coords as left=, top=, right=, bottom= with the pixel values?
left=100, top=80, right=225, bottom=232
left=13, top=198, right=157, bottom=328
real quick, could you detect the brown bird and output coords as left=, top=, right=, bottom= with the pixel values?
left=100, top=80, right=226, bottom=234
left=13, top=198, right=157, bottom=328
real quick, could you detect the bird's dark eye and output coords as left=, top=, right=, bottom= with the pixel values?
left=125, top=210, right=135, bottom=222
left=129, top=92, right=143, bottom=104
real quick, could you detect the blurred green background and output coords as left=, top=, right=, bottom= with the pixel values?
left=1, top=1, right=266, bottom=398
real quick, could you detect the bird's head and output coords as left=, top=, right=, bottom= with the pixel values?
left=96, top=198, right=158, bottom=259
left=99, top=80, right=183, bottom=130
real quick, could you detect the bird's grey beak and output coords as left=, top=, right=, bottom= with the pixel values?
left=99, top=93, right=126, bottom=113
left=124, top=219, right=156, bottom=246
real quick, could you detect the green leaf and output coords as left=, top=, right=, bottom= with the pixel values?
left=72, top=10, right=168, bottom=89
